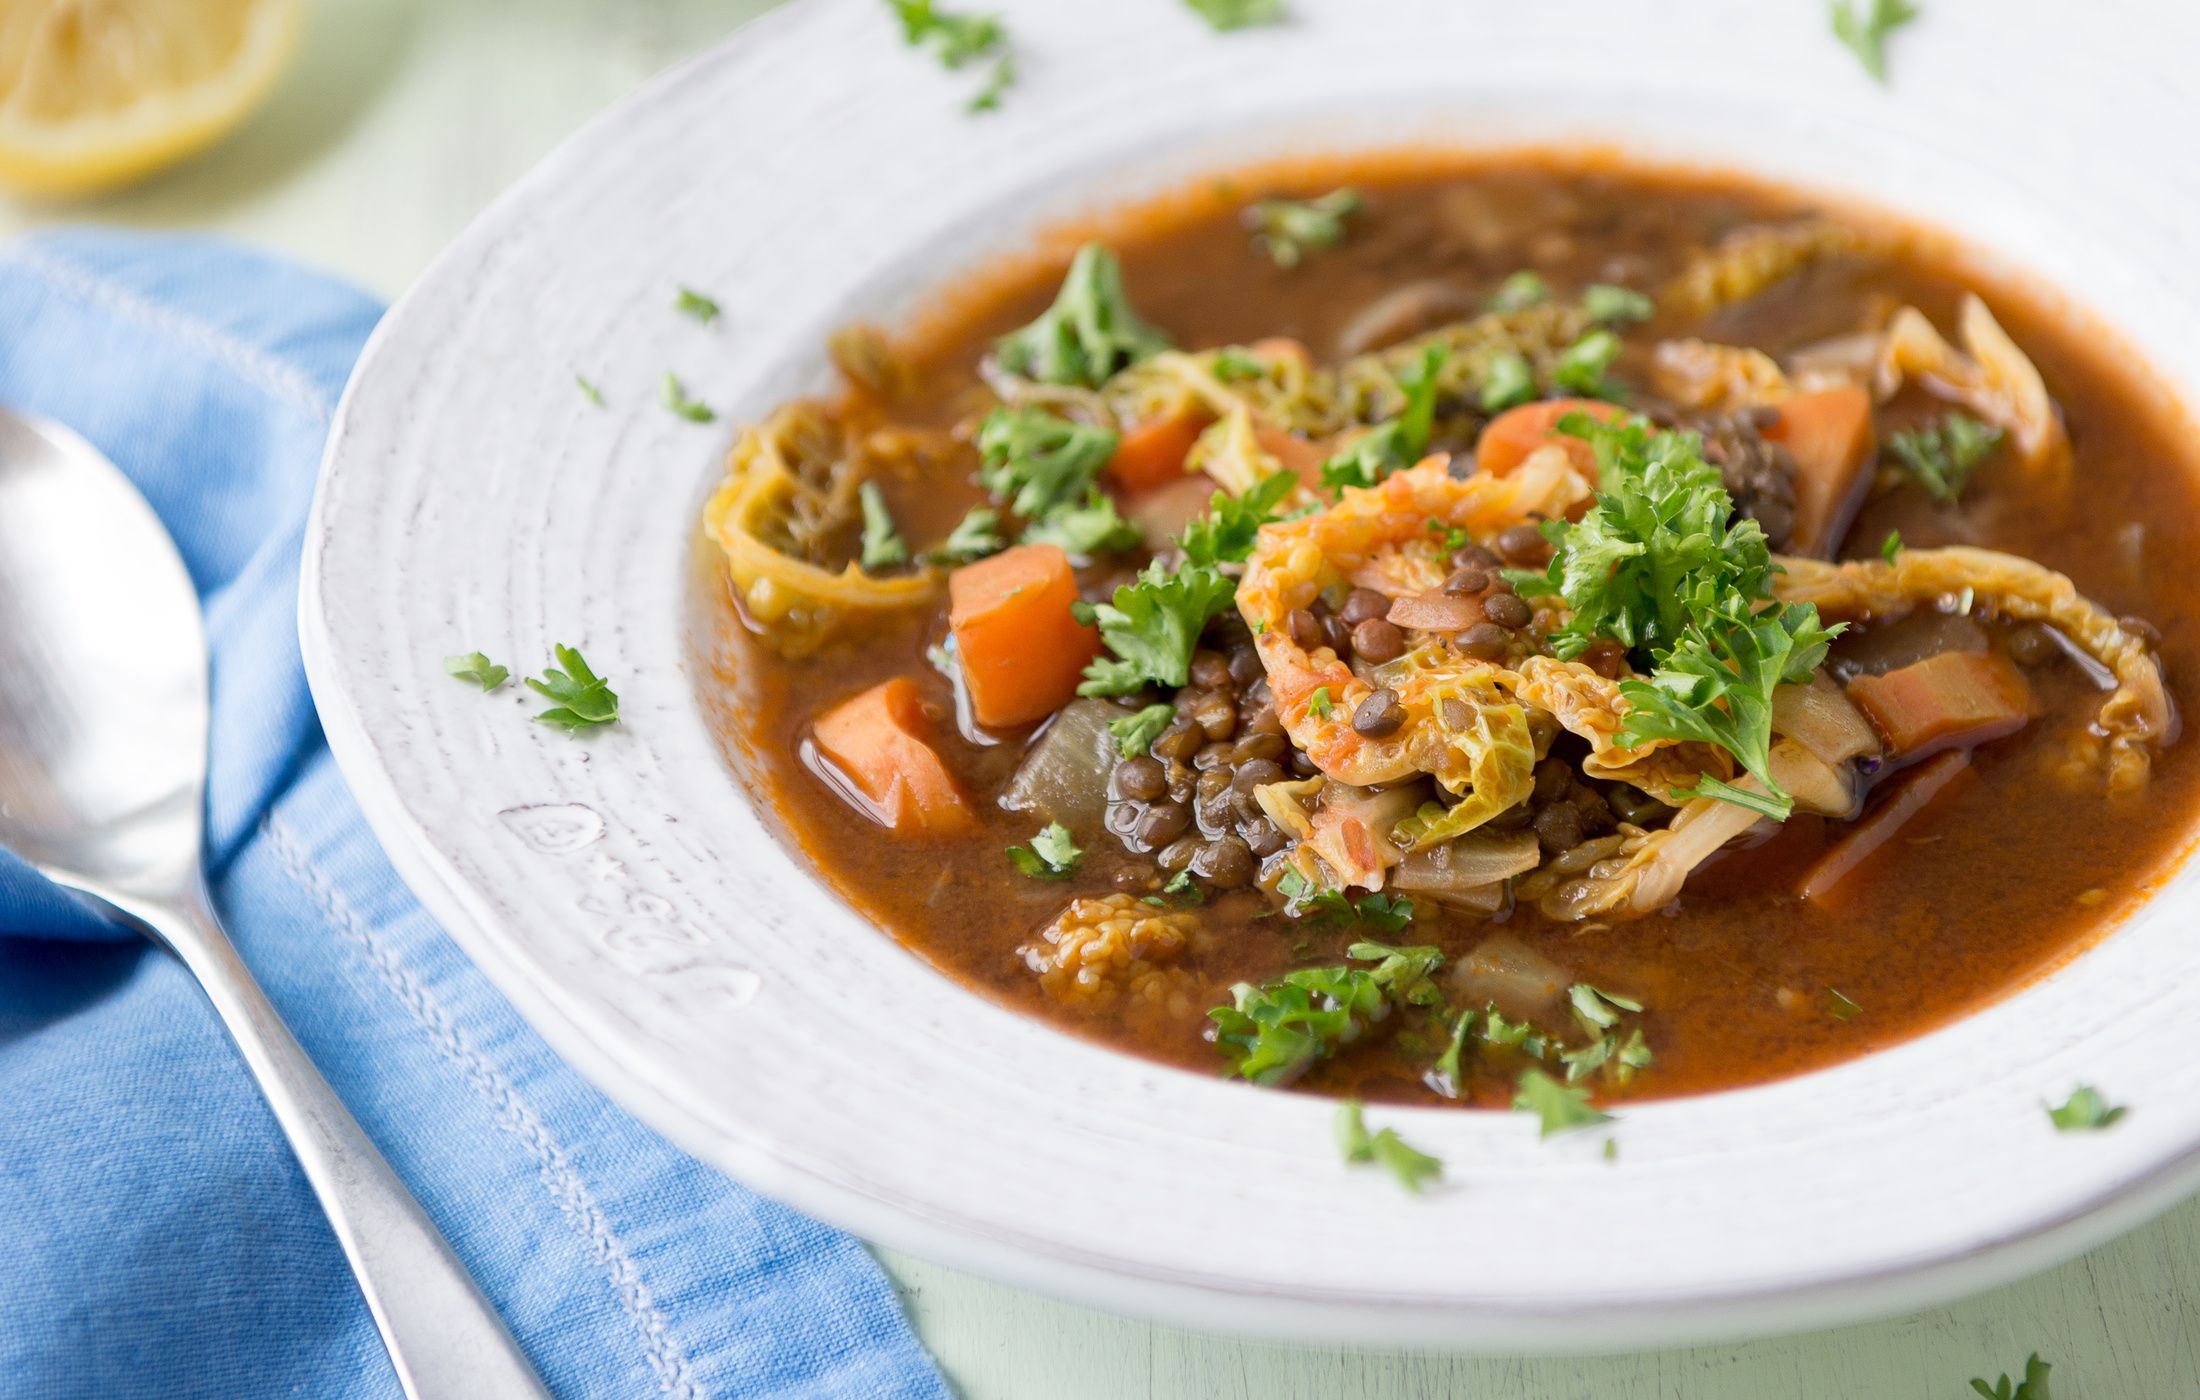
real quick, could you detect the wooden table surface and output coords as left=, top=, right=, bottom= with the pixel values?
left=17, top=1, right=2193, bottom=1394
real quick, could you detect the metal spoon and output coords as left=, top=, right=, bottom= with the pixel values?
left=0, top=409, right=549, bottom=1400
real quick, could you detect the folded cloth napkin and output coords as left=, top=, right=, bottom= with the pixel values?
left=0, top=231, right=950, bottom=1400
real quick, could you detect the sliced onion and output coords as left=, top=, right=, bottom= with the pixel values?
left=1767, top=737, right=1862, bottom=820
left=1771, top=673, right=1881, bottom=765
left=1448, top=934, right=1570, bottom=1016
left=1001, top=698, right=1118, bottom=831
left=1387, top=589, right=1485, bottom=632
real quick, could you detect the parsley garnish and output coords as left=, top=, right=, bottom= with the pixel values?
left=2047, top=1085, right=2125, bottom=1132
left=660, top=372, right=715, bottom=423
left=1880, top=529, right=1903, bottom=564
left=1488, top=270, right=1550, bottom=312
left=1887, top=411, right=2002, bottom=502
left=1075, top=558, right=1237, bottom=695
left=527, top=644, right=619, bottom=733
left=995, top=243, right=1171, bottom=388
left=1478, top=350, right=1535, bottom=412
left=444, top=652, right=508, bottom=691
left=1179, top=471, right=1297, bottom=569
left=1108, top=703, right=1175, bottom=757
left=1970, top=1353, right=2051, bottom=1400
left=1568, top=983, right=1643, bottom=1030
left=574, top=374, right=605, bottom=406
left=976, top=407, right=1118, bottom=518
left=1831, top=0, right=1920, bottom=84
left=1320, top=343, right=1444, bottom=491
left=1336, top=1100, right=1443, bottom=1194
left=857, top=482, right=908, bottom=571
left=1007, top=821, right=1083, bottom=879
left=1513, top=1068, right=1612, bottom=1138
left=1828, top=987, right=1863, bottom=1021
left=1143, top=869, right=1204, bottom=908
left=1209, top=942, right=1444, bottom=1085
left=1521, top=414, right=1842, bottom=819
left=1552, top=328, right=1624, bottom=399
left=1245, top=188, right=1361, bottom=268
left=886, top=0, right=1014, bottom=109
left=1582, top=283, right=1654, bottom=325
left=929, top=506, right=1007, bottom=564
left=1307, top=686, right=1334, bottom=719
left=1184, top=0, right=1283, bottom=30
left=966, top=53, right=1014, bottom=112
left=1275, top=870, right=1416, bottom=933
left=675, top=286, right=720, bottom=325
left=1020, top=490, right=1140, bottom=557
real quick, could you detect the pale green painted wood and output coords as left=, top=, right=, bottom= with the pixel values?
left=11, top=1, right=2194, bottom=1393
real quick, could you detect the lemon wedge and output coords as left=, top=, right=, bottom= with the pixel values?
left=0, top=0, right=303, bottom=199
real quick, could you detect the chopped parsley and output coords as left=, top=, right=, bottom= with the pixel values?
left=1552, top=328, right=1624, bottom=399
left=1888, top=411, right=2003, bottom=502
left=1007, top=821, right=1083, bottom=879
left=886, top=0, right=1015, bottom=110
left=858, top=482, right=908, bottom=571
left=1567, top=983, right=1643, bottom=1030
left=1108, top=702, right=1176, bottom=757
left=1275, top=870, right=1415, bottom=934
left=1212, top=346, right=1264, bottom=381
left=928, top=505, right=1007, bottom=564
left=1478, top=350, right=1535, bottom=412
left=1179, top=470, right=1296, bottom=568
left=1320, top=343, right=1444, bottom=491
left=574, top=374, right=605, bottom=406
left=444, top=652, right=508, bottom=691
left=1075, top=558, right=1238, bottom=695
left=660, top=372, right=715, bottom=423
left=1209, top=942, right=1444, bottom=1085
left=527, top=644, right=619, bottom=733
left=975, top=407, right=1118, bottom=518
left=1513, top=1068, right=1612, bottom=1138
left=1020, top=490, right=1140, bottom=557
left=675, top=286, right=720, bottom=325
left=1582, top=283, right=1655, bottom=325
left=1970, top=1353, right=2051, bottom=1400
left=1143, top=869, right=1204, bottom=908
left=1880, top=529, right=1903, bottom=564
left=1245, top=188, right=1361, bottom=269
left=1307, top=686, right=1334, bottom=719
left=2047, top=1085, right=2125, bottom=1132
left=1831, top=0, right=1920, bottom=84
left=1488, top=269, right=1550, bottom=312
left=1335, top=1099, right=1444, bottom=1194
left=995, top=243, right=1171, bottom=388
left=1828, top=987, right=1863, bottom=1020
left=1520, top=414, right=1842, bottom=819
left=1184, top=0, right=1283, bottom=30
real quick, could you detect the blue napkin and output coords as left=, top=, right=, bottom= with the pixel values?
left=0, top=230, right=951, bottom=1400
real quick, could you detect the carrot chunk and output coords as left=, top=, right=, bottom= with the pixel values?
left=1474, top=398, right=1624, bottom=478
left=949, top=543, right=1100, bottom=727
left=1107, top=410, right=1209, bottom=493
left=811, top=678, right=973, bottom=835
left=1845, top=649, right=2033, bottom=760
left=1765, top=386, right=1875, bottom=557
left=1800, top=751, right=1975, bottom=908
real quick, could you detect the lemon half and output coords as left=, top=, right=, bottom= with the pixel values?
left=0, top=0, right=303, bottom=199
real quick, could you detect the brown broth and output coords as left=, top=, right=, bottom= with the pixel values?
left=709, top=154, right=2200, bottom=1107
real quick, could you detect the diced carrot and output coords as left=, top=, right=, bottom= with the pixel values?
left=1107, top=409, right=1209, bottom=493
left=949, top=543, right=1101, bottom=728
left=1255, top=424, right=1326, bottom=488
left=1475, top=398, right=1625, bottom=478
left=1845, top=650, right=2033, bottom=760
left=811, top=678, right=973, bottom=835
left=1764, top=386, right=1875, bottom=557
left=1799, top=751, right=1975, bottom=909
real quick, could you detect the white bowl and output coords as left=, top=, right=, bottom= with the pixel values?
left=300, top=0, right=2200, bottom=1349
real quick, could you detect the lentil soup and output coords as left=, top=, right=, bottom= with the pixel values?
left=702, top=154, right=2200, bottom=1113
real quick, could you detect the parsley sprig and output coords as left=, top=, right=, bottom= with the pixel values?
left=974, top=407, right=1138, bottom=557
left=2047, top=1085, right=2125, bottom=1132
left=1274, top=869, right=1415, bottom=934
left=1185, top=0, right=1283, bottom=30
left=1887, top=411, right=2002, bottom=502
left=1209, top=941, right=1444, bottom=1086
left=527, top=644, right=619, bottom=733
left=1831, top=0, right=1920, bottom=84
left=1108, top=703, right=1175, bottom=757
left=1513, top=1068, right=1612, bottom=1138
left=858, top=482, right=908, bottom=571
left=675, top=286, right=720, bottom=325
left=1518, top=414, right=1842, bottom=818
left=660, top=372, right=715, bottom=423
left=995, top=244, right=1171, bottom=388
left=886, top=0, right=1015, bottom=112
left=1320, top=344, right=1444, bottom=492
left=445, top=652, right=508, bottom=691
left=1970, top=1353, right=2051, bottom=1400
left=1336, top=1099, right=1443, bottom=1194
left=1007, top=821, right=1083, bottom=879
left=1245, top=188, right=1361, bottom=269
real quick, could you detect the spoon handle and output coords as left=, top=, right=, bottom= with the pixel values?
left=130, top=886, right=552, bottom=1400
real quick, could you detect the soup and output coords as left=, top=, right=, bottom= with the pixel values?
left=701, top=155, right=2199, bottom=1113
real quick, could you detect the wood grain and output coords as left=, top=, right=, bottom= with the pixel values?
left=16, top=0, right=2200, bottom=1392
